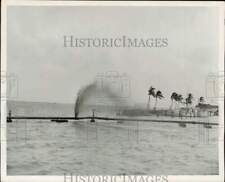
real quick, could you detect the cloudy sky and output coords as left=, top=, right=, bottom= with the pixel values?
left=7, top=5, right=221, bottom=107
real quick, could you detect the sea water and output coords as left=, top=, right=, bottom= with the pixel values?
left=7, top=116, right=219, bottom=175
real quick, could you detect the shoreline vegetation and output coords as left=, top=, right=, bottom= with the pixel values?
left=118, top=105, right=218, bottom=118
left=144, top=86, right=218, bottom=118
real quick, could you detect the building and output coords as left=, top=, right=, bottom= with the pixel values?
left=195, top=103, right=218, bottom=117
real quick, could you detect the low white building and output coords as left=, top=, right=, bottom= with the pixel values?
left=195, top=103, right=218, bottom=117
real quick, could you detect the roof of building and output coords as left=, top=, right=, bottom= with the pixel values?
left=195, top=103, right=218, bottom=109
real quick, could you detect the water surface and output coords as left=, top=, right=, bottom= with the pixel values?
left=7, top=116, right=218, bottom=175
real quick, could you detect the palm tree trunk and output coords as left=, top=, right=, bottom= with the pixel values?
left=154, top=98, right=158, bottom=110
left=147, top=96, right=151, bottom=110
left=175, top=102, right=178, bottom=110
left=170, top=100, right=173, bottom=110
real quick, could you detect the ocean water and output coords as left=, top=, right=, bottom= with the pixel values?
left=7, top=115, right=219, bottom=175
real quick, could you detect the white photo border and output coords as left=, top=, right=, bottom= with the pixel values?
left=1, top=1, right=224, bottom=182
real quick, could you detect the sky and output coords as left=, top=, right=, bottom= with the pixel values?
left=7, top=5, right=221, bottom=107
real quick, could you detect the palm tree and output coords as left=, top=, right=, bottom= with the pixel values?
left=154, top=90, right=164, bottom=110
left=176, top=94, right=183, bottom=108
left=170, top=92, right=177, bottom=110
left=185, top=93, right=193, bottom=108
left=147, top=86, right=155, bottom=110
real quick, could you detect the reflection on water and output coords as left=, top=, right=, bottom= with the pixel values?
left=7, top=117, right=219, bottom=175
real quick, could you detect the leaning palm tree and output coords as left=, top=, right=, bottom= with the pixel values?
left=170, top=92, right=177, bottom=110
left=174, top=94, right=180, bottom=109
left=154, top=90, right=164, bottom=110
left=176, top=94, right=183, bottom=108
left=185, top=93, right=193, bottom=108
left=147, top=86, right=155, bottom=110
left=185, top=93, right=194, bottom=117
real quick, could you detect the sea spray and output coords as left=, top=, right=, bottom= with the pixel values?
left=74, top=82, right=97, bottom=118
left=74, top=80, right=129, bottom=118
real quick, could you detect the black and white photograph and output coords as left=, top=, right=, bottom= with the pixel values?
left=1, top=1, right=224, bottom=182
